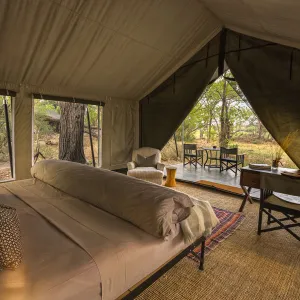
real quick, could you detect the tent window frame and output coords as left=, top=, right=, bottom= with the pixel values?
left=32, top=94, right=103, bottom=167
left=0, top=90, right=15, bottom=181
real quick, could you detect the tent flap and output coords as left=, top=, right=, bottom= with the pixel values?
left=140, top=33, right=220, bottom=150
left=226, top=30, right=300, bottom=168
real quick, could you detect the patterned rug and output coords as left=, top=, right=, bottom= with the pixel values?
left=188, top=207, right=245, bottom=261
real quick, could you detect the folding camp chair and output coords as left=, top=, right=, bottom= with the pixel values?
left=220, top=147, right=244, bottom=175
left=183, top=144, right=203, bottom=168
left=258, top=173, right=300, bottom=241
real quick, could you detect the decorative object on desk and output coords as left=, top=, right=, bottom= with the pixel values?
left=281, top=169, right=300, bottom=179
left=271, top=159, right=280, bottom=170
left=272, top=129, right=299, bottom=169
left=249, top=163, right=271, bottom=171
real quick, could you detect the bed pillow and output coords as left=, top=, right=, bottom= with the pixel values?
left=31, top=160, right=194, bottom=238
left=136, top=154, right=157, bottom=167
left=0, top=204, right=22, bottom=270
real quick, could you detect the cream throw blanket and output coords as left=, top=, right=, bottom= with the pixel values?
left=181, top=199, right=219, bottom=244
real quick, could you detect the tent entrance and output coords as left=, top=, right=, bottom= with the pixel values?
left=140, top=29, right=300, bottom=169
left=160, top=68, right=296, bottom=196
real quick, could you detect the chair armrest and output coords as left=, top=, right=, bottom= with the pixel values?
left=157, top=162, right=165, bottom=172
left=127, top=162, right=136, bottom=170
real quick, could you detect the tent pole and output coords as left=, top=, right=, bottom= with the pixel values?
left=86, top=107, right=95, bottom=167
left=181, top=121, right=185, bottom=162
left=173, top=133, right=179, bottom=158
left=218, top=28, right=227, bottom=76
left=3, top=97, right=13, bottom=178
left=97, top=105, right=100, bottom=167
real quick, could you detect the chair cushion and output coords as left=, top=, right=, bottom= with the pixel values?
left=265, top=194, right=300, bottom=212
left=128, top=167, right=164, bottom=178
left=184, top=154, right=197, bottom=157
left=221, top=157, right=237, bottom=162
left=136, top=154, right=157, bottom=167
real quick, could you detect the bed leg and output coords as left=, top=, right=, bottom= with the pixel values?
left=199, top=239, right=206, bottom=271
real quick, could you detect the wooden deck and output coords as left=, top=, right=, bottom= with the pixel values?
left=167, top=163, right=260, bottom=199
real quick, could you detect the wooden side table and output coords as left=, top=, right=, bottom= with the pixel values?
left=165, top=166, right=177, bottom=187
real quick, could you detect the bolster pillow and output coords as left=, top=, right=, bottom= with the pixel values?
left=31, top=160, right=194, bottom=238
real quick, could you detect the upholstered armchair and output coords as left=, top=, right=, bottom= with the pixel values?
left=127, top=147, right=165, bottom=185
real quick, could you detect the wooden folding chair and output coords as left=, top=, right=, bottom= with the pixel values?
left=220, top=147, right=244, bottom=175
left=183, top=144, right=198, bottom=168
left=258, top=173, right=300, bottom=241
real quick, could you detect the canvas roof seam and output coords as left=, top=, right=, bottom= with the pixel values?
left=197, top=0, right=224, bottom=28
left=48, top=0, right=178, bottom=58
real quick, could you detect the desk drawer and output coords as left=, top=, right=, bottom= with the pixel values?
left=240, top=171, right=260, bottom=188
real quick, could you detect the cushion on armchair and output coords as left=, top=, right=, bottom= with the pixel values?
left=136, top=154, right=157, bottom=167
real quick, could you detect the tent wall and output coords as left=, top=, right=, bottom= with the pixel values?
left=226, top=30, right=300, bottom=168
left=14, top=87, right=33, bottom=180
left=0, top=83, right=138, bottom=180
left=102, top=98, right=139, bottom=170
left=140, top=33, right=220, bottom=150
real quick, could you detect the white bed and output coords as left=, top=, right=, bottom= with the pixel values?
left=0, top=160, right=219, bottom=300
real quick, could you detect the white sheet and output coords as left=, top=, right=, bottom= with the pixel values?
left=0, top=186, right=101, bottom=300
left=4, top=179, right=186, bottom=300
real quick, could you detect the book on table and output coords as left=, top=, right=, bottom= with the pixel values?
left=249, top=163, right=271, bottom=171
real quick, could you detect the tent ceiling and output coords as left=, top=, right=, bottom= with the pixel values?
left=0, top=0, right=220, bottom=100
left=2, top=1, right=300, bottom=102
left=200, top=0, right=300, bottom=49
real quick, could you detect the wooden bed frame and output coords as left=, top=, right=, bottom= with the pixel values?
left=120, top=236, right=206, bottom=299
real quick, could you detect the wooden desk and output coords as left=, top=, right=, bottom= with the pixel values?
left=239, top=166, right=297, bottom=212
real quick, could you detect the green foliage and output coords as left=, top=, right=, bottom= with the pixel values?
left=34, top=100, right=56, bottom=144
left=85, top=105, right=98, bottom=127
left=175, top=72, right=269, bottom=145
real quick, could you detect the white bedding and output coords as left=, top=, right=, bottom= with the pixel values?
left=3, top=179, right=187, bottom=300
left=0, top=161, right=219, bottom=300
left=0, top=186, right=100, bottom=300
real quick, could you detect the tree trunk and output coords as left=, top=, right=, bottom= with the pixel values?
left=219, top=79, right=229, bottom=147
left=59, top=102, right=86, bottom=163
left=258, top=121, right=263, bottom=140
left=207, top=114, right=212, bottom=142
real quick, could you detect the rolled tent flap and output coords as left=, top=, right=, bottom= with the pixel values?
left=226, top=30, right=300, bottom=168
left=140, top=33, right=220, bottom=150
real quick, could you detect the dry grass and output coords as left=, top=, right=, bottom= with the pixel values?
left=34, top=133, right=99, bottom=165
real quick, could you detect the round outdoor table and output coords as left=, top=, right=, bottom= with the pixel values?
left=165, top=166, right=177, bottom=187
left=203, top=147, right=220, bottom=168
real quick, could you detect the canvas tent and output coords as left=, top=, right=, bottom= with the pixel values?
left=0, top=0, right=300, bottom=180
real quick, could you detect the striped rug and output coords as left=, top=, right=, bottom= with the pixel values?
left=188, top=207, right=245, bottom=261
